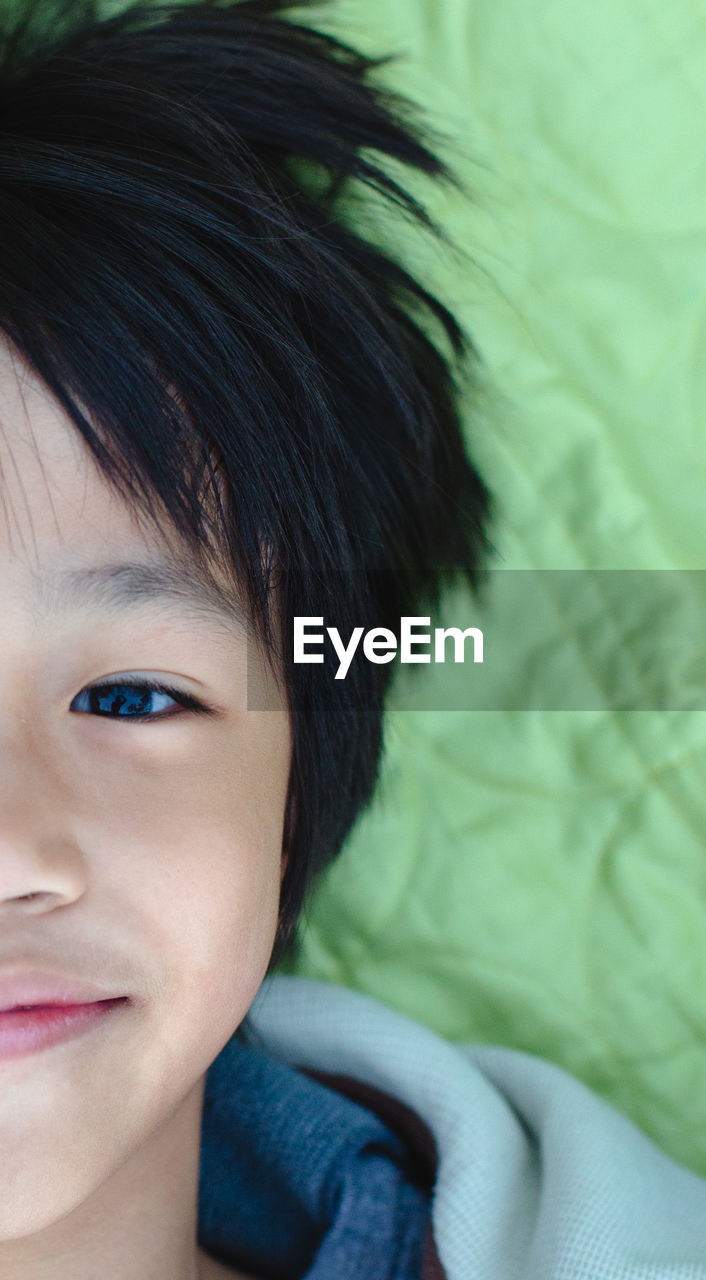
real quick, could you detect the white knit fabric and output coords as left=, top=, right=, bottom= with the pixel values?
left=247, top=975, right=706, bottom=1279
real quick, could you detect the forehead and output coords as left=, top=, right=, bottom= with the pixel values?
left=0, top=339, right=154, bottom=559
left=0, top=337, right=243, bottom=628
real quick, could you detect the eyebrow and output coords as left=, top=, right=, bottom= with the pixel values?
left=39, top=558, right=250, bottom=632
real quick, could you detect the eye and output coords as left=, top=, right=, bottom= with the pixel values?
left=69, top=679, right=207, bottom=722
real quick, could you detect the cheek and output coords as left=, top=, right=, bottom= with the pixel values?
left=70, top=709, right=290, bottom=1026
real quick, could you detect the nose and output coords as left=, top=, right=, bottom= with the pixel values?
left=0, top=752, right=87, bottom=914
left=0, top=826, right=86, bottom=913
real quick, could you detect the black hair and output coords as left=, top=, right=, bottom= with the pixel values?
left=0, top=0, right=492, bottom=969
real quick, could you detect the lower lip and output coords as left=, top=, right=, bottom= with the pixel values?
left=0, top=1000, right=129, bottom=1061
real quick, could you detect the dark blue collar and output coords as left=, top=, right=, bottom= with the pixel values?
left=198, top=1032, right=431, bottom=1279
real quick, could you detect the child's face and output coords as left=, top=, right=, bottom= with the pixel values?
left=0, top=342, right=291, bottom=1239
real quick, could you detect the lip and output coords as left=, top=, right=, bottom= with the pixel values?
left=0, top=970, right=126, bottom=1013
left=0, top=1000, right=128, bottom=1061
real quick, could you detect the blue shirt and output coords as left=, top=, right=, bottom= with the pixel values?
left=198, top=1031, right=434, bottom=1279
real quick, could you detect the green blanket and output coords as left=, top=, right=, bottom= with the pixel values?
left=275, top=0, right=706, bottom=1182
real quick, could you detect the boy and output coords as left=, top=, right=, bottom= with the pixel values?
left=0, top=3, right=487, bottom=1275
left=1, top=4, right=706, bottom=1280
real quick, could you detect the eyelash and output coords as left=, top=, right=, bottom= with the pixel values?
left=69, top=679, right=213, bottom=723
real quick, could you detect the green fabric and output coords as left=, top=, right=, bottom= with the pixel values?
left=274, top=0, right=706, bottom=1181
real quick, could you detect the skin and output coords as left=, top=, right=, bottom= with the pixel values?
left=0, top=336, right=291, bottom=1280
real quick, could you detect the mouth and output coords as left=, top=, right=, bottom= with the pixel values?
left=0, top=998, right=130, bottom=1062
